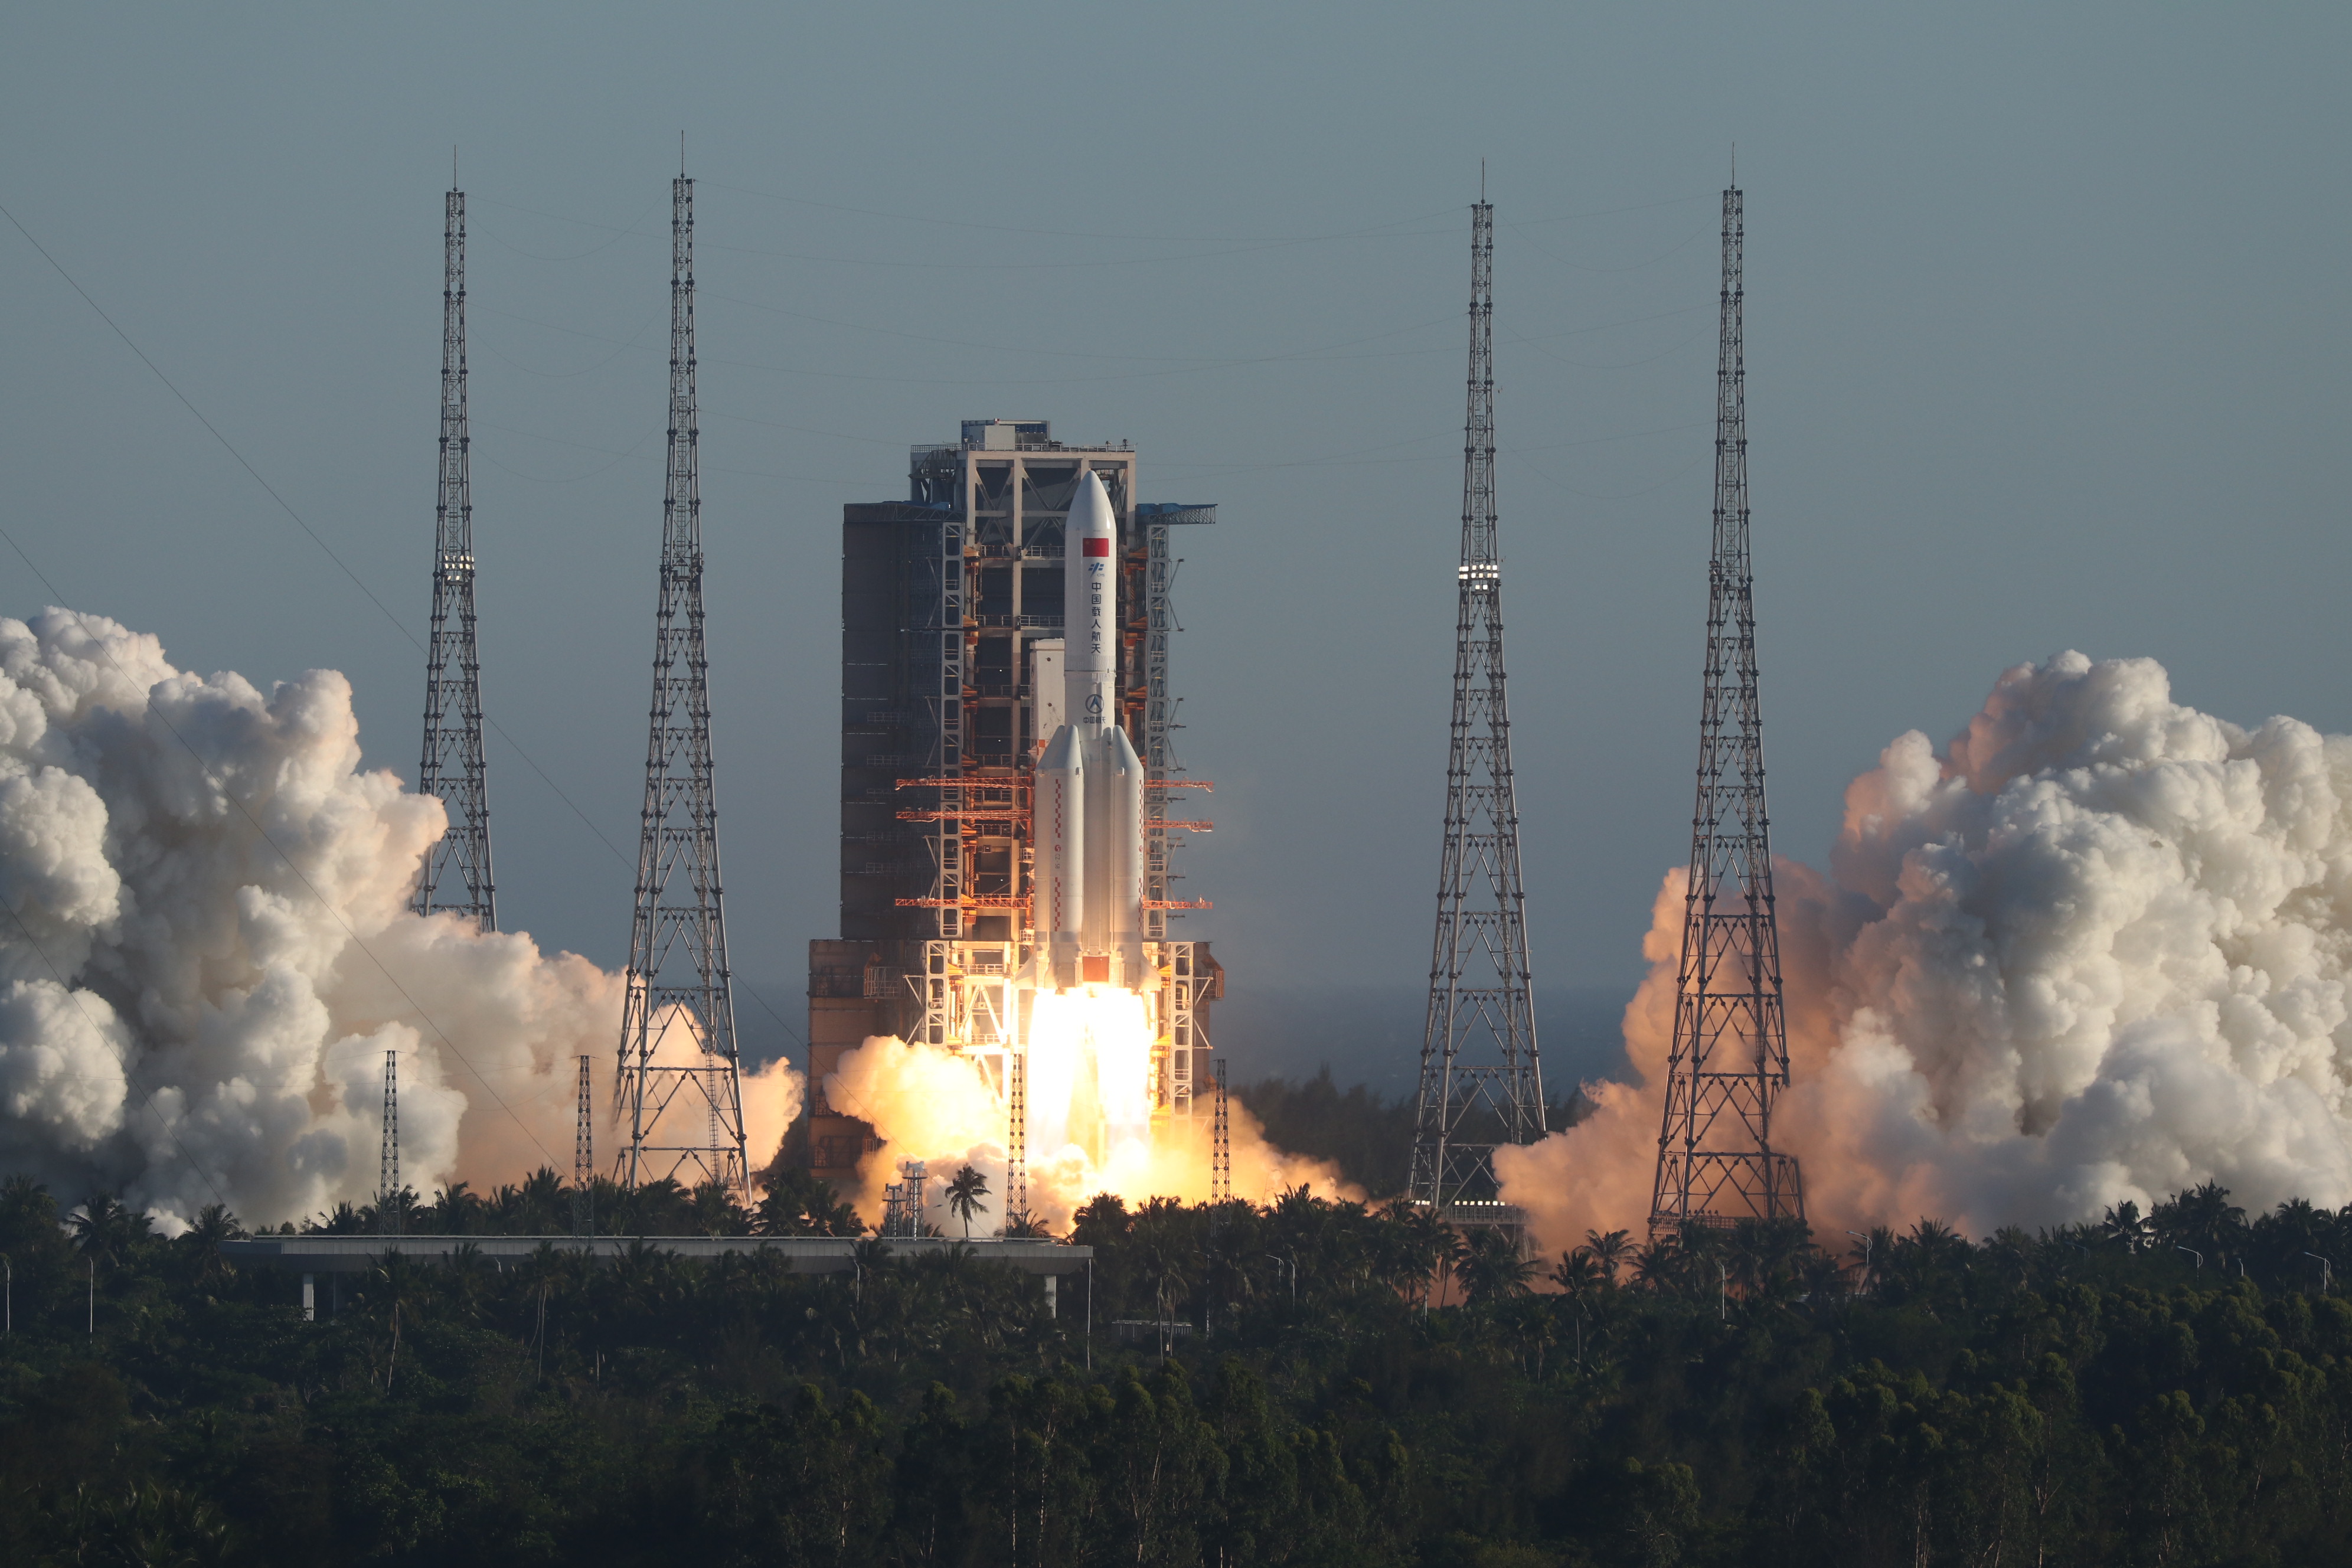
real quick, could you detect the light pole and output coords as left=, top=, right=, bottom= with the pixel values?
left=2304, top=1253, right=2334, bottom=1293
left=2176, top=1246, right=2202, bottom=1270
left=1263, top=1253, right=1296, bottom=1309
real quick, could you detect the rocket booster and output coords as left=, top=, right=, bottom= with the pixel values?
left=1034, top=470, right=1146, bottom=991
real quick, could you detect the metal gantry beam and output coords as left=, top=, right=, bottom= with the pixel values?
left=1409, top=198, right=1547, bottom=1216
left=615, top=172, right=750, bottom=1199
left=1648, top=184, right=1805, bottom=1233
left=412, top=184, right=496, bottom=930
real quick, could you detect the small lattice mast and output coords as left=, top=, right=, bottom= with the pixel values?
left=378, top=1049, right=401, bottom=1236
left=573, top=1056, right=594, bottom=1236
left=1648, top=181, right=1805, bottom=1232
left=412, top=178, right=496, bottom=929
left=1408, top=194, right=1546, bottom=1217
left=1005, top=1047, right=1027, bottom=1221
left=615, top=169, right=750, bottom=1197
left=1210, top=1057, right=1231, bottom=1204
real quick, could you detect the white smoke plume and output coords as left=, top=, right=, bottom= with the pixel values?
left=0, top=607, right=645, bottom=1230
left=1502, top=651, right=2352, bottom=1246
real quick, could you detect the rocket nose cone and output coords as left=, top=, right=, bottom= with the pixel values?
left=1069, top=469, right=1115, bottom=540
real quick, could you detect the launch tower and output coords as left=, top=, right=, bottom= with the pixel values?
left=1409, top=197, right=1548, bottom=1220
left=615, top=173, right=749, bottom=1197
left=412, top=181, right=495, bottom=929
left=805, top=423, right=1220, bottom=1188
left=1647, top=184, right=1805, bottom=1232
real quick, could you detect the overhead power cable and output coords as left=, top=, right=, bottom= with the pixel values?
left=2, top=200, right=813, bottom=1065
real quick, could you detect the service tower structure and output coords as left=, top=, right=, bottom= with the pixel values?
left=1647, top=184, right=1805, bottom=1233
left=805, top=424, right=1220, bottom=1196
left=412, top=180, right=495, bottom=929
left=1409, top=198, right=1547, bottom=1222
left=615, top=172, right=750, bottom=1199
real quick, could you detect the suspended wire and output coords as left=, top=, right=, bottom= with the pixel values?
left=0, top=200, right=643, bottom=904
left=6, top=202, right=821, bottom=1093
left=701, top=289, right=1459, bottom=365
left=478, top=302, right=1456, bottom=388
left=1503, top=217, right=1717, bottom=275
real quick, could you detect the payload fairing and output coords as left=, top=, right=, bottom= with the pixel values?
left=1033, top=470, right=1148, bottom=992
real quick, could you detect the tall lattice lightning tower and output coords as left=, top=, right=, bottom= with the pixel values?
left=1409, top=197, right=1546, bottom=1217
left=615, top=171, right=749, bottom=1197
left=1648, top=183, right=1805, bottom=1233
left=412, top=181, right=496, bottom=928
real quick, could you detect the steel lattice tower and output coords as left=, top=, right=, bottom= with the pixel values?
left=378, top=1048, right=401, bottom=1236
left=1648, top=184, right=1805, bottom=1233
left=615, top=172, right=750, bottom=1198
left=412, top=183, right=496, bottom=929
left=1409, top=198, right=1546, bottom=1216
left=1210, top=1057, right=1231, bottom=1204
left=573, top=1056, right=594, bottom=1236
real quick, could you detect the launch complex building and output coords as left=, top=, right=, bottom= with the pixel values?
left=802, top=421, right=1222, bottom=1192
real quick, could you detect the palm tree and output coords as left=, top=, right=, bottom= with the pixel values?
left=943, top=1165, right=990, bottom=1239
left=515, top=1166, right=567, bottom=1233
left=431, top=1180, right=484, bottom=1234
left=1631, top=1237, right=1680, bottom=1293
left=70, top=1193, right=151, bottom=1267
left=1584, top=1228, right=1632, bottom=1286
left=1453, top=1228, right=1535, bottom=1304
left=687, top=1180, right=751, bottom=1236
left=180, top=1204, right=243, bottom=1288
left=2100, top=1201, right=2151, bottom=1254
left=1130, top=1197, right=1194, bottom=1349
left=1551, top=1246, right=1605, bottom=1300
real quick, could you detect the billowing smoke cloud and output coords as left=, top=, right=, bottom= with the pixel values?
left=825, top=1034, right=1353, bottom=1231
left=1502, top=651, right=2352, bottom=1246
left=0, top=607, right=643, bottom=1229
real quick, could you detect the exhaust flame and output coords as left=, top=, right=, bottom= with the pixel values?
left=1027, top=988, right=1154, bottom=1167
left=827, top=1005, right=1351, bottom=1231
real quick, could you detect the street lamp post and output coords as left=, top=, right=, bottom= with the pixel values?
left=2176, top=1246, right=2203, bottom=1270
left=2304, top=1253, right=2334, bottom=1293
left=1263, top=1253, right=1296, bottom=1309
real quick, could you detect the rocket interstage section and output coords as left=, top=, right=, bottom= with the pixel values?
left=1032, top=471, right=1148, bottom=994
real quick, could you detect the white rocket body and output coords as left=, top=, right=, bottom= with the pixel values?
left=1032, top=470, right=1147, bottom=991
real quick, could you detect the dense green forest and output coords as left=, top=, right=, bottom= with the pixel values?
left=2, top=1167, right=2350, bottom=1566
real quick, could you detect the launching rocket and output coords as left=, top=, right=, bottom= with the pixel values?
left=1034, top=469, right=1147, bottom=992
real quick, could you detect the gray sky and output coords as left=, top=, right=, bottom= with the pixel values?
left=4, top=5, right=2346, bottom=1084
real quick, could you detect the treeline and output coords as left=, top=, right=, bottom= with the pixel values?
left=1, top=1171, right=2350, bottom=1564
